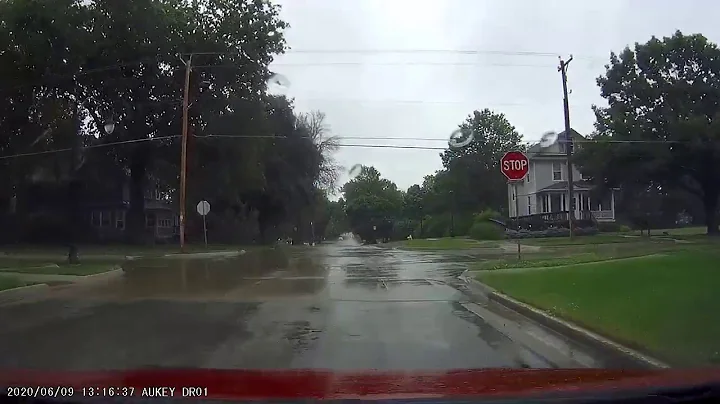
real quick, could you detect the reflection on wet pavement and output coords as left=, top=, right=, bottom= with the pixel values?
left=0, top=237, right=598, bottom=370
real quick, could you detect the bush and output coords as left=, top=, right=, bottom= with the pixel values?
left=505, top=226, right=600, bottom=239
left=393, top=219, right=416, bottom=240
left=619, top=224, right=632, bottom=233
left=453, top=212, right=474, bottom=237
left=597, top=222, right=622, bottom=233
left=424, top=214, right=451, bottom=238
left=474, top=209, right=502, bottom=224
left=469, top=222, right=504, bottom=240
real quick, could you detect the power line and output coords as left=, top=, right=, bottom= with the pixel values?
left=195, top=134, right=686, bottom=144
left=199, top=133, right=688, bottom=145
left=0, top=134, right=691, bottom=161
left=0, top=135, right=179, bottom=160
left=202, top=61, right=603, bottom=68
left=294, top=98, right=595, bottom=106
left=283, top=49, right=606, bottom=60
left=2, top=49, right=609, bottom=91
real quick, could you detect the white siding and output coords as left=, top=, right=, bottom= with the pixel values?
left=506, top=158, right=588, bottom=216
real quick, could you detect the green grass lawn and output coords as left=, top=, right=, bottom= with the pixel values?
left=0, top=243, right=244, bottom=257
left=0, top=276, right=35, bottom=291
left=474, top=251, right=661, bottom=271
left=1, top=263, right=120, bottom=276
left=399, top=237, right=499, bottom=250
left=0, top=257, right=59, bottom=269
left=476, top=249, right=720, bottom=366
left=0, top=258, right=120, bottom=276
left=654, top=226, right=707, bottom=236
left=519, top=234, right=656, bottom=246
left=476, top=241, right=682, bottom=271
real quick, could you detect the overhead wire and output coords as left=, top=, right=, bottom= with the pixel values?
left=0, top=134, right=690, bottom=161
left=1, top=47, right=610, bottom=90
left=0, top=48, right=660, bottom=161
left=0, top=135, right=179, bottom=160
left=281, top=49, right=606, bottom=60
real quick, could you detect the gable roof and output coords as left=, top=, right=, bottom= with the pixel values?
left=527, top=128, right=585, bottom=157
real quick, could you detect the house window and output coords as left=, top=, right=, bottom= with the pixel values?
left=525, top=165, right=532, bottom=183
left=552, top=162, right=562, bottom=181
left=91, top=211, right=101, bottom=227
left=101, top=211, right=111, bottom=227
left=115, top=210, right=125, bottom=229
left=146, top=213, right=156, bottom=227
left=158, top=218, right=172, bottom=228
left=527, top=196, right=532, bottom=214
left=540, top=194, right=551, bottom=213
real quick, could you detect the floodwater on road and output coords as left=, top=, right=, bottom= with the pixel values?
left=0, top=238, right=608, bottom=371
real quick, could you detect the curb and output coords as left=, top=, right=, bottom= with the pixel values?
left=80, top=268, right=124, bottom=283
left=0, top=284, right=50, bottom=304
left=161, top=250, right=246, bottom=259
left=459, top=272, right=669, bottom=369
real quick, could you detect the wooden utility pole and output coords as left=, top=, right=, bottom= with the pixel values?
left=179, top=54, right=193, bottom=252
left=559, top=56, right=574, bottom=239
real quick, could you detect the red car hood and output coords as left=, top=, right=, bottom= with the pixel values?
left=2, top=368, right=719, bottom=400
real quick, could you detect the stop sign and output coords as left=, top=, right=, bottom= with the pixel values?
left=500, top=151, right=529, bottom=181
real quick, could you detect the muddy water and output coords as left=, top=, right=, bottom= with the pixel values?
left=0, top=238, right=610, bottom=370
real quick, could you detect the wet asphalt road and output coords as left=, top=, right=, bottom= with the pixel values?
left=0, top=238, right=566, bottom=370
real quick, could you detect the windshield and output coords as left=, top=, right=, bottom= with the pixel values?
left=1, top=0, right=720, bottom=401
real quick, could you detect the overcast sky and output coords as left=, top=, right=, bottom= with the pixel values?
left=270, top=0, right=720, bottom=193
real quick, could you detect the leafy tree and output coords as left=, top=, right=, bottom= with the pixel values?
left=440, top=109, right=524, bottom=215
left=342, top=166, right=403, bottom=242
left=403, top=184, right=425, bottom=234
left=577, top=31, right=720, bottom=234
left=0, top=0, right=339, bottom=246
left=323, top=198, right=349, bottom=239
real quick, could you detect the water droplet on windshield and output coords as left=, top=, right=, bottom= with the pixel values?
left=448, top=128, right=474, bottom=149
left=539, top=131, right=558, bottom=147
left=349, top=164, right=362, bottom=178
left=267, top=72, right=290, bottom=95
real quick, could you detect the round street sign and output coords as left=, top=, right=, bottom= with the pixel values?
left=500, top=151, right=529, bottom=181
left=196, top=200, right=211, bottom=216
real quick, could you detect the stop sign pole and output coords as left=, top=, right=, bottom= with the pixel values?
left=500, top=151, right=529, bottom=221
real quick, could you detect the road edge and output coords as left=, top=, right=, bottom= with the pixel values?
left=0, top=268, right=125, bottom=306
left=0, top=284, right=50, bottom=305
left=459, top=271, right=669, bottom=369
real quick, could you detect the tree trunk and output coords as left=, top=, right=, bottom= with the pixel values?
left=66, top=179, right=82, bottom=263
left=703, top=185, right=719, bottom=235
left=127, top=153, right=147, bottom=244
left=258, top=215, right=268, bottom=245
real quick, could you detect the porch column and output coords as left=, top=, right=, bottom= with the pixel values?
left=611, top=190, right=616, bottom=220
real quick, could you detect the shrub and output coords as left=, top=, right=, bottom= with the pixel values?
left=423, top=215, right=449, bottom=238
left=619, top=224, right=632, bottom=233
left=469, top=222, right=504, bottom=240
left=597, top=222, right=622, bottom=232
left=453, top=212, right=474, bottom=237
left=393, top=219, right=415, bottom=240
left=474, top=209, right=502, bottom=224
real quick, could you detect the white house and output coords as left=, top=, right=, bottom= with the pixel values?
left=507, top=129, right=616, bottom=222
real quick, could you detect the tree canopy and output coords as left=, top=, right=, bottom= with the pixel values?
left=0, top=0, right=337, bottom=245
left=439, top=108, right=524, bottom=215
left=576, top=30, right=720, bottom=234
left=338, top=108, right=524, bottom=242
